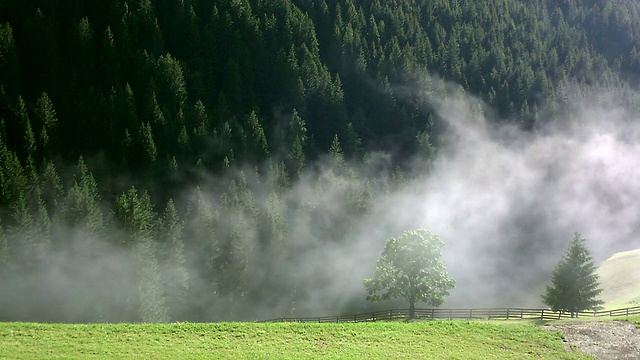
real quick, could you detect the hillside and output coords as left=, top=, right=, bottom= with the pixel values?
left=0, top=0, right=640, bottom=323
left=598, top=249, right=640, bottom=307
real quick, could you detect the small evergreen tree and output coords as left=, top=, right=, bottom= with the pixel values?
left=542, top=233, right=604, bottom=316
left=329, top=134, right=344, bottom=169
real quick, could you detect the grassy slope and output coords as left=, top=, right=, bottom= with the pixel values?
left=597, top=249, right=640, bottom=308
left=0, top=321, right=594, bottom=360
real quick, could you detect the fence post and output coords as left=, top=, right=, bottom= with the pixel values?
left=431, top=309, right=435, bottom=319
left=372, top=312, right=375, bottom=321
left=541, top=309, right=544, bottom=320
left=506, top=309, right=510, bottom=320
left=627, top=308, right=629, bottom=316
left=469, top=309, right=472, bottom=320
left=449, top=309, right=453, bottom=320
left=520, top=309, right=523, bottom=319
left=389, top=310, right=392, bottom=320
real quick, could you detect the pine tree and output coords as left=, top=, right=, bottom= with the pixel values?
left=214, top=172, right=256, bottom=301
left=139, top=122, right=158, bottom=164
left=329, top=134, right=344, bottom=169
left=33, top=92, right=57, bottom=154
left=542, top=233, right=604, bottom=316
left=287, top=109, right=307, bottom=175
left=23, top=119, right=36, bottom=160
left=9, top=192, right=50, bottom=269
left=39, top=160, right=63, bottom=215
left=0, top=22, right=20, bottom=93
left=246, top=110, right=269, bottom=160
left=0, top=220, right=7, bottom=268
left=156, top=53, right=187, bottom=113
left=58, top=157, right=103, bottom=238
left=115, top=187, right=168, bottom=323
left=159, top=199, right=189, bottom=320
left=183, top=186, right=217, bottom=303
left=0, top=136, right=26, bottom=210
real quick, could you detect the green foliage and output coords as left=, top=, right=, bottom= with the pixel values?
left=158, top=199, right=189, bottom=320
left=287, top=109, right=307, bottom=175
left=0, top=0, right=636, bottom=182
left=115, top=187, right=169, bottom=323
left=542, top=233, right=604, bottom=314
left=57, top=157, right=103, bottom=236
left=33, top=92, right=57, bottom=152
left=329, top=134, right=344, bottom=169
left=0, top=221, right=6, bottom=267
left=214, top=172, right=257, bottom=299
left=0, top=136, right=26, bottom=209
left=246, top=111, right=269, bottom=159
left=364, top=229, right=455, bottom=319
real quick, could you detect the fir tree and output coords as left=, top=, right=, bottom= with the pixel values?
left=159, top=199, right=189, bottom=320
left=115, top=187, right=168, bottom=323
left=542, top=233, right=604, bottom=316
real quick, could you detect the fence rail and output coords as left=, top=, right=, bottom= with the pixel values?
left=261, top=305, right=640, bottom=323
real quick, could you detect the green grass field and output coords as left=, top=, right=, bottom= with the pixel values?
left=0, top=321, right=597, bottom=360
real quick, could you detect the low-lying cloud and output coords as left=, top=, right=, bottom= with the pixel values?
left=2, top=79, right=640, bottom=322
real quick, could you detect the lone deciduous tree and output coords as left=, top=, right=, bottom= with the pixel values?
left=542, top=233, right=603, bottom=317
left=364, top=229, right=455, bottom=319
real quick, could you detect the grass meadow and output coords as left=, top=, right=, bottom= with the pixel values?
left=0, top=320, right=598, bottom=359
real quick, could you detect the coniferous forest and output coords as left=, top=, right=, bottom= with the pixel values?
left=1, top=0, right=640, bottom=322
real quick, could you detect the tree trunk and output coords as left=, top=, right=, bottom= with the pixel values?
left=409, top=299, right=415, bottom=320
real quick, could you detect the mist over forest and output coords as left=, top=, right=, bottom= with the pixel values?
left=1, top=0, right=640, bottom=322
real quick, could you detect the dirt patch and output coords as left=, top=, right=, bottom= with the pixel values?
left=545, top=321, right=640, bottom=359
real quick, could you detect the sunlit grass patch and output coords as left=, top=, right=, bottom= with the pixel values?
left=0, top=321, right=595, bottom=359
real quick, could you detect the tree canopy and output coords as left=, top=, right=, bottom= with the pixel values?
left=364, top=229, right=455, bottom=319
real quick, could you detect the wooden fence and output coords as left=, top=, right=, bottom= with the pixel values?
left=261, top=305, right=640, bottom=323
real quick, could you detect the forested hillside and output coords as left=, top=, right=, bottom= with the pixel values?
left=0, top=0, right=639, bottom=322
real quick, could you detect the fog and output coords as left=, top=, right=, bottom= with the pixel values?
left=2, top=80, right=640, bottom=322
left=375, top=83, right=640, bottom=307
left=279, top=82, right=640, bottom=313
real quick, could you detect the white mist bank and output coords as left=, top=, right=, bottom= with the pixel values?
left=354, top=88, right=640, bottom=307
left=4, top=80, right=640, bottom=321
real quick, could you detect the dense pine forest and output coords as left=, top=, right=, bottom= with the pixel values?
left=1, top=0, right=640, bottom=322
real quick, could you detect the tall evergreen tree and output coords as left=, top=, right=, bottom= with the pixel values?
left=287, top=109, right=307, bottom=175
left=57, top=157, right=103, bottom=238
left=542, top=233, right=604, bottom=316
left=246, top=110, right=269, bottom=160
left=115, top=187, right=168, bottom=323
left=0, top=220, right=7, bottom=268
left=0, top=136, right=26, bottom=212
left=214, top=172, right=256, bottom=302
left=158, top=198, right=189, bottom=320
left=33, top=92, right=57, bottom=155
left=329, top=134, right=344, bottom=169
